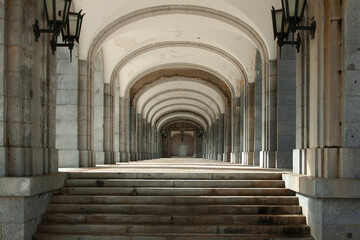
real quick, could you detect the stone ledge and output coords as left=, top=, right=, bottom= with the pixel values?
left=283, top=173, right=360, bottom=199
left=0, top=173, right=67, bottom=197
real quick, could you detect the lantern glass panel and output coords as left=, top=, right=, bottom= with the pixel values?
left=44, top=0, right=70, bottom=25
left=68, top=13, right=78, bottom=36
left=44, top=0, right=54, bottom=23
left=288, top=0, right=297, bottom=18
left=275, top=10, right=283, bottom=34
left=76, top=12, right=85, bottom=42
left=297, top=0, right=306, bottom=19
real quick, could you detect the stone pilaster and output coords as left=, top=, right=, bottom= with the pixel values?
left=103, top=83, right=114, bottom=164
left=231, top=98, right=241, bottom=163
left=193, top=130, right=197, bottom=157
left=136, top=113, right=143, bottom=160
left=260, top=60, right=277, bottom=168
left=223, top=106, right=231, bottom=162
left=78, top=60, right=95, bottom=167
left=217, top=115, right=224, bottom=161
left=242, top=83, right=255, bottom=165
left=253, top=50, right=263, bottom=166
left=119, top=97, right=129, bottom=162
left=92, top=51, right=104, bottom=164
left=129, top=106, right=137, bottom=161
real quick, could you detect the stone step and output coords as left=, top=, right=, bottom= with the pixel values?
left=51, top=195, right=299, bottom=205
left=65, top=179, right=285, bottom=188
left=47, top=204, right=302, bottom=215
left=43, top=213, right=306, bottom=225
left=37, top=224, right=311, bottom=235
left=58, top=187, right=294, bottom=196
left=33, top=233, right=314, bottom=240
left=67, top=172, right=283, bottom=180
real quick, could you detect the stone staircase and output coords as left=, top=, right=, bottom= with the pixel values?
left=33, top=172, right=313, bottom=239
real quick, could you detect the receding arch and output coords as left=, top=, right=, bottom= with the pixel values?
left=133, top=77, right=228, bottom=114
left=162, top=120, right=203, bottom=131
left=139, top=89, right=223, bottom=120
left=151, top=105, right=213, bottom=127
left=109, top=41, right=248, bottom=93
left=129, top=66, right=233, bottom=102
left=146, top=97, right=217, bottom=124
left=157, top=112, right=209, bottom=131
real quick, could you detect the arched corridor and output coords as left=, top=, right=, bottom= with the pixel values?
left=0, top=0, right=360, bottom=239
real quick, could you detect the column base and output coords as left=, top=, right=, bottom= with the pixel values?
left=104, top=151, right=115, bottom=164
left=120, top=152, right=130, bottom=162
left=217, top=153, right=223, bottom=161
left=253, top=151, right=261, bottom=166
left=114, top=152, right=121, bottom=163
left=293, top=147, right=360, bottom=178
left=259, top=151, right=276, bottom=168
left=241, top=152, right=254, bottom=165
left=223, top=153, right=230, bottom=162
left=230, top=152, right=240, bottom=163
left=130, top=152, right=137, bottom=161
left=79, top=150, right=96, bottom=167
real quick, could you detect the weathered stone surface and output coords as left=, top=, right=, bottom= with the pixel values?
left=284, top=173, right=360, bottom=198
left=0, top=173, right=66, bottom=196
left=340, top=148, right=360, bottom=178
left=56, top=134, right=78, bottom=150
left=2, top=223, right=24, bottom=240
left=343, top=122, right=360, bottom=148
left=58, top=150, right=79, bottom=168
left=346, top=225, right=360, bottom=240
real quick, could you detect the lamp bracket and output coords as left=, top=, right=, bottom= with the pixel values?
left=295, top=18, right=316, bottom=39
left=33, top=20, right=61, bottom=42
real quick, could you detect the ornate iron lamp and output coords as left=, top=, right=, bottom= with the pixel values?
left=54, top=10, right=85, bottom=61
left=33, top=0, right=85, bottom=61
left=282, top=0, right=316, bottom=38
left=271, top=0, right=316, bottom=55
left=271, top=6, right=301, bottom=53
left=33, top=0, right=72, bottom=41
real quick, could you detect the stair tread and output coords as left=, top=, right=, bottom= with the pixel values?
left=33, top=233, right=313, bottom=240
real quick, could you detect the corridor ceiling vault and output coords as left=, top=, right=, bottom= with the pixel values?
left=71, top=0, right=281, bottom=135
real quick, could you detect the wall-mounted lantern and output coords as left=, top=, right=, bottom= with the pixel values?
left=55, top=10, right=86, bottom=61
left=33, top=0, right=72, bottom=42
left=33, top=0, right=85, bottom=61
left=271, top=0, right=316, bottom=55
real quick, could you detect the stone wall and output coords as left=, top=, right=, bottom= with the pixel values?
left=341, top=0, right=360, bottom=178
left=94, top=51, right=104, bottom=164
left=253, top=50, right=262, bottom=165
left=0, top=0, right=6, bottom=176
left=56, top=47, right=79, bottom=167
left=276, top=45, right=296, bottom=169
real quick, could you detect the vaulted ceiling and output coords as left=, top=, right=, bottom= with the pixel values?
left=72, top=0, right=281, bottom=131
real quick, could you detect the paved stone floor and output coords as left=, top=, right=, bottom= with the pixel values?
left=59, top=158, right=292, bottom=173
